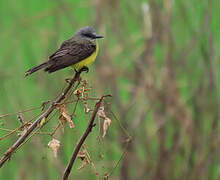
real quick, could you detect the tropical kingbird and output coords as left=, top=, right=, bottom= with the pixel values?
left=25, top=26, right=103, bottom=77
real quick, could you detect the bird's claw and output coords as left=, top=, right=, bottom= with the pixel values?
left=80, top=66, right=89, bottom=73
left=65, top=78, right=72, bottom=83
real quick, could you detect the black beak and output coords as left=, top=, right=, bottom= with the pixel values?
left=95, top=34, right=104, bottom=39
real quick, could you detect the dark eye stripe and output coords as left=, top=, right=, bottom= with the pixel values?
left=83, top=33, right=95, bottom=39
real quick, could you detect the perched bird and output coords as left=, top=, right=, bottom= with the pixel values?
left=25, top=26, right=103, bottom=77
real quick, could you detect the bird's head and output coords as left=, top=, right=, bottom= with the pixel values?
left=75, top=26, right=104, bottom=40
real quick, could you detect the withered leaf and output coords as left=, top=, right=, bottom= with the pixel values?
left=48, top=138, right=60, bottom=158
left=77, top=150, right=89, bottom=170
left=97, top=106, right=112, bottom=138
left=56, top=104, right=74, bottom=129
left=97, top=106, right=106, bottom=119
left=102, top=117, right=112, bottom=138
left=74, top=88, right=82, bottom=97
left=83, top=101, right=90, bottom=114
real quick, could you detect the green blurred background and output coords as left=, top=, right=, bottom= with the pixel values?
left=0, top=0, right=220, bottom=179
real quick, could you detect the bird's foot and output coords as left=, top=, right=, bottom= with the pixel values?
left=74, top=68, right=78, bottom=73
left=80, top=66, right=89, bottom=73
left=65, top=78, right=72, bottom=83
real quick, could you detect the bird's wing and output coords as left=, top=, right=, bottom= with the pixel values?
left=45, top=39, right=96, bottom=73
left=49, top=40, right=72, bottom=59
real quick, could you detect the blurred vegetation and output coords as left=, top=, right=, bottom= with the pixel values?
left=0, top=0, right=220, bottom=179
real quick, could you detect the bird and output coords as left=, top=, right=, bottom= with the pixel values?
left=25, top=26, right=103, bottom=77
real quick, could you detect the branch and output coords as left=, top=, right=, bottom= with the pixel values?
left=0, top=69, right=85, bottom=168
left=62, top=95, right=111, bottom=180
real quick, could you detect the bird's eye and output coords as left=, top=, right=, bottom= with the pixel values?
left=84, top=33, right=94, bottom=38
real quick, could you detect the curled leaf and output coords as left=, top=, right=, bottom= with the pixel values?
left=97, top=106, right=112, bottom=138
left=74, top=84, right=91, bottom=100
left=56, top=104, right=74, bottom=129
left=77, top=150, right=89, bottom=170
left=97, top=106, right=106, bottom=119
left=102, top=117, right=112, bottom=138
left=74, top=88, right=82, bottom=97
left=48, top=138, right=60, bottom=158
left=83, top=101, right=90, bottom=114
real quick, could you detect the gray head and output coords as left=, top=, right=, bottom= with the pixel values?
left=75, top=26, right=103, bottom=40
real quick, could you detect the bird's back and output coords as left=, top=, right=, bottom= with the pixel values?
left=45, top=37, right=97, bottom=72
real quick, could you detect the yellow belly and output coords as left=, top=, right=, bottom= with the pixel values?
left=71, top=43, right=98, bottom=70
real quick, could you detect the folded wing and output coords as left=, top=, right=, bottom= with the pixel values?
left=45, top=39, right=96, bottom=73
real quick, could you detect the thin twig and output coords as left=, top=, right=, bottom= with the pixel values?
left=0, top=69, right=85, bottom=168
left=110, top=110, right=132, bottom=140
left=0, top=106, right=42, bottom=119
left=50, top=123, right=61, bottom=137
left=0, top=128, right=51, bottom=135
left=62, top=94, right=111, bottom=180
left=105, top=142, right=129, bottom=179
left=15, top=110, right=58, bottom=153
left=0, top=111, right=42, bottom=142
left=64, top=97, right=101, bottom=105
left=71, top=97, right=80, bottom=117
left=83, top=146, right=99, bottom=178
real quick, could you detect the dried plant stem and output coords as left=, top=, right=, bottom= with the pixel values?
left=0, top=112, right=41, bottom=142
left=62, top=95, right=111, bottom=180
left=0, top=69, right=84, bottom=168
left=50, top=123, right=61, bottom=137
left=0, top=128, right=51, bottom=135
left=0, top=106, right=42, bottom=119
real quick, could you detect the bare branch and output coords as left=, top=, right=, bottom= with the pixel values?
left=62, top=94, right=111, bottom=180
left=0, top=69, right=85, bottom=168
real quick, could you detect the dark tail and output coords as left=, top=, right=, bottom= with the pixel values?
left=25, top=62, right=48, bottom=77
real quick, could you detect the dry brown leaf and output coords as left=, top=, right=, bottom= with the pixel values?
left=97, top=106, right=112, bottom=138
left=83, top=101, right=90, bottom=114
left=97, top=106, right=106, bottom=119
left=48, top=138, right=60, bottom=158
left=78, top=158, right=89, bottom=170
left=102, top=117, right=112, bottom=138
left=97, top=106, right=105, bottom=134
left=77, top=150, right=89, bottom=170
left=74, top=88, right=82, bottom=97
left=17, top=113, right=24, bottom=125
left=56, top=104, right=75, bottom=129
left=81, top=80, right=88, bottom=87
left=74, top=87, right=91, bottom=100
left=73, top=81, right=91, bottom=100
left=77, top=149, right=86, bottom=158
left=81, top=88, right=91, bottom=100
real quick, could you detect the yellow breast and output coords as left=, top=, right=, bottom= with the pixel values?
left=72, top=42, right=99, bottom=70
